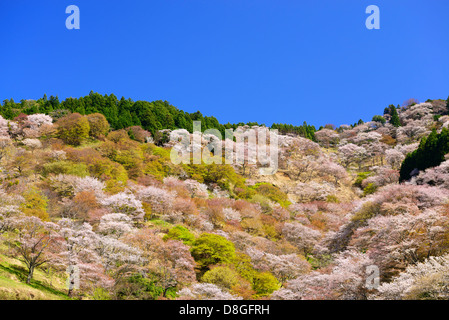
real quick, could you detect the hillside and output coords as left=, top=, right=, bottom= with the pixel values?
left=1, top=92, right=316, bottom=140
left=0, top=96, right=449, bottom=300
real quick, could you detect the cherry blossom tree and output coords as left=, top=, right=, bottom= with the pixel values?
left=223, top=207, right=241, bottom=222
left=350, top=131, right=382, bottom=145
left=246, top=247, right=310, bottom=283
left=95, top=235, right=143, bottom=275
left=0, top=115, right=10, bottom=138
left=361, top=166, right=399, bottom=189
left=136, top=185, right=176, bottom=215
left=22, top=138, right=42, bottom=151
left=385, top=149, right=405, bottom=169
left=54, top=219, right=113, bottom=296
left=271, top=250, right=374, bottom=300
left=48, top=150, right=67, bottom=161
left=412, top=160, right=449, bottom=189
left=282, top=222, right=322, bottom=256
left=373, top=253, right=449, bottom=300
left=177, top=283, right=242, bottom=300
left=293, top=181, right=335, bottom=202
left=288, top=156, right=321, bottom=182
left=399, top=102, right=432, bottom=123
left=318, top=159, right=348, bottom=185
left=184, top=179, right=209, bottom=198
left=395, top=142, right=419, bottom=156
left=101, top=192, right=144, bottom=221
left=124, top=228, right=196, bottom=297
left=150, top=239, right=197, bottom=297
left=350, top=209, right=449, bottom=281
left=9, top=216, right=58, bottom=283
left=368, top=184, right=449, bottom=211
left=98, top=213, right=134, bottom=238
left=73, top=176, right=105, bottom=199
left=338, top=143, right=368, bottom=169
left=396, top=121, right=429, bottom=143
left=315, top=129, right=340, bottom=148
left=27, top=113, right=53, bottom=130
left=0, top=190, right=24, bottom=233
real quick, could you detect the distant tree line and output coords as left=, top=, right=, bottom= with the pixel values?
left=1, top=91, right=316, bottom=140
left=271, top=122, right=316, bottom=141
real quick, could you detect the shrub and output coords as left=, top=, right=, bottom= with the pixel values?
left=351, top=201, right=380, bottom=224
left=326, top=194, right=340, bottom=203
left=354, top=172, right=373, bottom=188
left=363, top=183, right=378, bottom=196
left=42, top=161, right=88, bottom=177
left=252, top=183, right=291, bottom=207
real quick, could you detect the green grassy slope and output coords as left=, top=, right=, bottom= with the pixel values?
left=0, top=254, right=68, bottom=300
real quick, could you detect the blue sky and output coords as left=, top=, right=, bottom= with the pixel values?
left=0, top=0, right=448, bottom=128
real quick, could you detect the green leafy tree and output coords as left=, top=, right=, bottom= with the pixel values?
left=87, top=113, right=110, bottom=138
left=20, top=187, right=49, bottom=220
left=372, top=115, right=386, bottom=124
left=399, top=128, right=449, bottom=181
left=114, top=273, right=176, bottom=300
left=56, top=113, right=90, bottom=146
left=252, top=272, right=280, bottom=296
left=163, top=225, right=195, bottom=245
left=190, top=233, right=236, bottom=273
left=252, top=183, right=291, bottom=207
left=201, top=266, right=240, bottom=290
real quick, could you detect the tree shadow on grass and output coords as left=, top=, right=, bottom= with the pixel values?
left=0, top=263, right=68, bottom=299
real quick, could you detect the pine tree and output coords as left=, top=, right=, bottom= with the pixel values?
left=399, top=128, right=449, bottom=181
left=389, top=105, right=401, bottom=127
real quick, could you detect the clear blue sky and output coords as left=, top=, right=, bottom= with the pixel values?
left=1, top=0, right=448, bottom=128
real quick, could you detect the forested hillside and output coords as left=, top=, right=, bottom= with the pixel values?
left=1, top=94, right=449, bottom=300
left=1, top=92, right=316, bottom=140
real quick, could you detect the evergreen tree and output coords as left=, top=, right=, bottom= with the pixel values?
left=1, top=99, right=15, bottom=119
left=5, top=91, right=318, bottom=142
left=389, top=105, right=401, bottom=127
left=399, top=128, right=449, bottom=181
